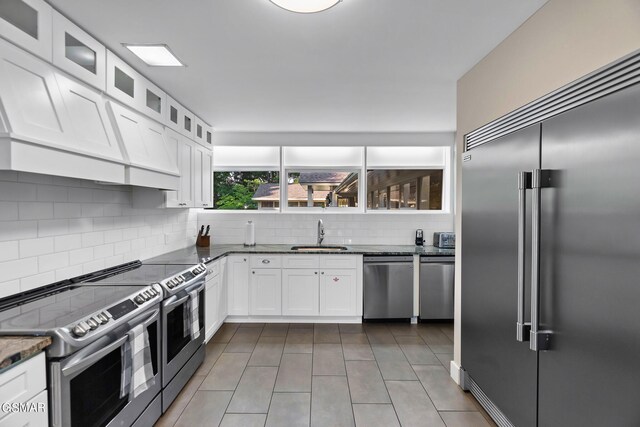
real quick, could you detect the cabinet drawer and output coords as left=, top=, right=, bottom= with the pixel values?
left=0, top=389, right=47, bottom=426
left=0, top=353, right=46, bottom=420
left=250, top=255, right=282, bottom=269
left=282, top=255, right=320, bottom=269
left=206, top=260, right=220, bottom=278
left=320, top=255, right=358, bottom=269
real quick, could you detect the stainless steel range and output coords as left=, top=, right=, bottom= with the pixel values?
left=0, top=278, right=162, bottom=427
left=85, top=262, right=208, bottom=412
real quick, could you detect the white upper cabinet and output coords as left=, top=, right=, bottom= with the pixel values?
left=164, top=128, right=194, bottom=207
left=140, top=77, right=166, bottom=123
left=0, top=0, right=52, bottom=61
left=180, top=106, right=195, bottom=139
left=165, top=95, right=182, bottom=132
left=194, top=145, right=212, bottom=208
left=192, top=116, right=213, bottom=149
left=106, top=50, right=141, bottom=107
left=108, top=101, right=180, bottom=190
left=52, top=11, right=105, bottom=91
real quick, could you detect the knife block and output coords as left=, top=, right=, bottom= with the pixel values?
left=196, top=235, right=210, bottom=247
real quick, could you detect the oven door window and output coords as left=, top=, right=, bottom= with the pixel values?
left=166, top=301, right=190, bottom=363
left=70, top=346, right=127, bottom=427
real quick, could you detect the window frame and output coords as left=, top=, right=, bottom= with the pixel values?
left=206, top=145, right=452, bottom=215
left=283, top=167, right=364, bottom=213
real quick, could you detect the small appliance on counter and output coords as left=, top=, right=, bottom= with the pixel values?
left=244, top=220, right=256, bottom=246
left=433, top=232, right=455, bottom=248
left=415, top=229, right=424, bottom=246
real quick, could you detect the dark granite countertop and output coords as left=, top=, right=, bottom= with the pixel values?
left=145, top=244, right=455, bottom=265
left=0, top=336, right=51, bottom=373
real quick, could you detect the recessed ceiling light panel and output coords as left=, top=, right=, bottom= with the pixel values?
left=269, top=0, right=341, bottom=14
left=123, top=44, right=184, bottom=67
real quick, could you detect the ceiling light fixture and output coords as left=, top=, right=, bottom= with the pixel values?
left=122, top=44, right=185, bottom=67
left=269, top=0, right=341, bottom=14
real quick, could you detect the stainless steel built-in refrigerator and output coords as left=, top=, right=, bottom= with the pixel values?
left=461, top=63, right=640, bottom=426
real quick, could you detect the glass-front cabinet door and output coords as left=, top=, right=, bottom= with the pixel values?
left=0, top=0, right=52, bottom=60
left=52, top=10, right=106, bottom=90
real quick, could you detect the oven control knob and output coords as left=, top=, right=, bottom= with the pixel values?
left=87, top=318, right=99, bottom=330
left=72, top=324, right=87, bottom=337
left=177, top=276, right=184, bottom=283
left=101, top=311, right=112, bottom=320
left=97, top=313, right=108, bottom=324
left=144, top=290, right=154, bottom=299
left=147, top=288, right=156, bottom=297
left=135, top=295, right=146, bottom=304
left=166, top=281, right=175, bottom=289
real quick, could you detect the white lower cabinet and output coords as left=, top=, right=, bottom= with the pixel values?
left=319, top=269, right=357, bottom=316
left=227, top=255, right=249, bottom=316
left=250, top=269, right=282, bottom=316
left=282, top=269, right=319, bottom=316
left=0, top=352, right=47, bottom=425
left=224, top=254, right=360, bottom=319
left=0, top=389, right=48, bottom=427
left=205, top=272, right=220, bottom=342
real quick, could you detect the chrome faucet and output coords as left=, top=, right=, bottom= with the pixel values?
left=317, top=219, right=325, bottom=246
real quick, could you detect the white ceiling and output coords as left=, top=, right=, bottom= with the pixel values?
left=48, top=0, right=546, bottom=132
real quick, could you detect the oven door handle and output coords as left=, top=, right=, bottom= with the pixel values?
left=164, top=282, right=205, bottom=309
left=62, top=308, right=160, bottom=377
left=62, top=335, right=128, bottom=377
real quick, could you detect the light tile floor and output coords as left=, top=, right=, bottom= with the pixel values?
left=155, top=322, right=497, bottom=427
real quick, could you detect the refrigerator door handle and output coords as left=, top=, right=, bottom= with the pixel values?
left=530, top=169, right=553, bottom=351
left=516, top=171, right=532, bottom=342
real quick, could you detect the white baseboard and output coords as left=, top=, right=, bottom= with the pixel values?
left=450, top=359, right=463, bottom=386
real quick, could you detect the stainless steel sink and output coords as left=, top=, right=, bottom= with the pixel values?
left=290, top=245, right=348, bottom=252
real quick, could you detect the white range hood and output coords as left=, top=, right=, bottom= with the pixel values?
left=0, top=37, right=179, bottom=190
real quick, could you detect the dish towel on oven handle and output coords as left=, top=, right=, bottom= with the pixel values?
left=183, top=289, right=200, bottom=340
left=120, top=323, right=155, bottom=399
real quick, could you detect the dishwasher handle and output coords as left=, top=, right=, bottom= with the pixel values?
left=420, top=256, right=454, bottom=263
left=364, top=256, right=414, bottom=263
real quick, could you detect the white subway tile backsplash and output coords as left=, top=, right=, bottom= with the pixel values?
left=19, top=237, right=54, bottom=258
left=0, top=202, right=18, bottom=221
left=0, top=172, right=196, bottom=297
left=0, top=241, right=18, bottom=262
left=54, top=234, right=82, bottom=252
left=197, top=212, right=454, bottom=246
left=19, top=202, right=53, bottom=220
left=0, top=220, right=38, bottom=242
left=20, top=271, right=56, bottom=292
left=81, top=231, right=105, bottom=248
left=38, top=219, right=69, bottom=237
left=0, top=257, right=37, bottom=281
left=93, top=244, right=114, bottom=259
left=69, top=247, right=94, bottom=265
left=0, top=280, right=20, bottom=299
left=0, top=181, right=37, bottom=201
left=36, top=184, right=69, bottom=202
left=39, top=252, right=69, bottom=273
left=54, top=203, right=84, bottom=219
left=55, top=265, right=83, bottom=282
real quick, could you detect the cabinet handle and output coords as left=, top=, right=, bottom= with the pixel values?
left=321, top=272, right=324, bottom=275
left=314, top=272, right=318, bottom=275
left=252, top=271, right=255, bottom=274
left=262, top=259, right=270, bottom=264
left=243, top=258, right=247, bottom=262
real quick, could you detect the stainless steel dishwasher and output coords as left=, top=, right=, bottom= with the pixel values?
left=419, top=256, right=454, bottom=320
left=363, top=256, right=414, bottom=320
